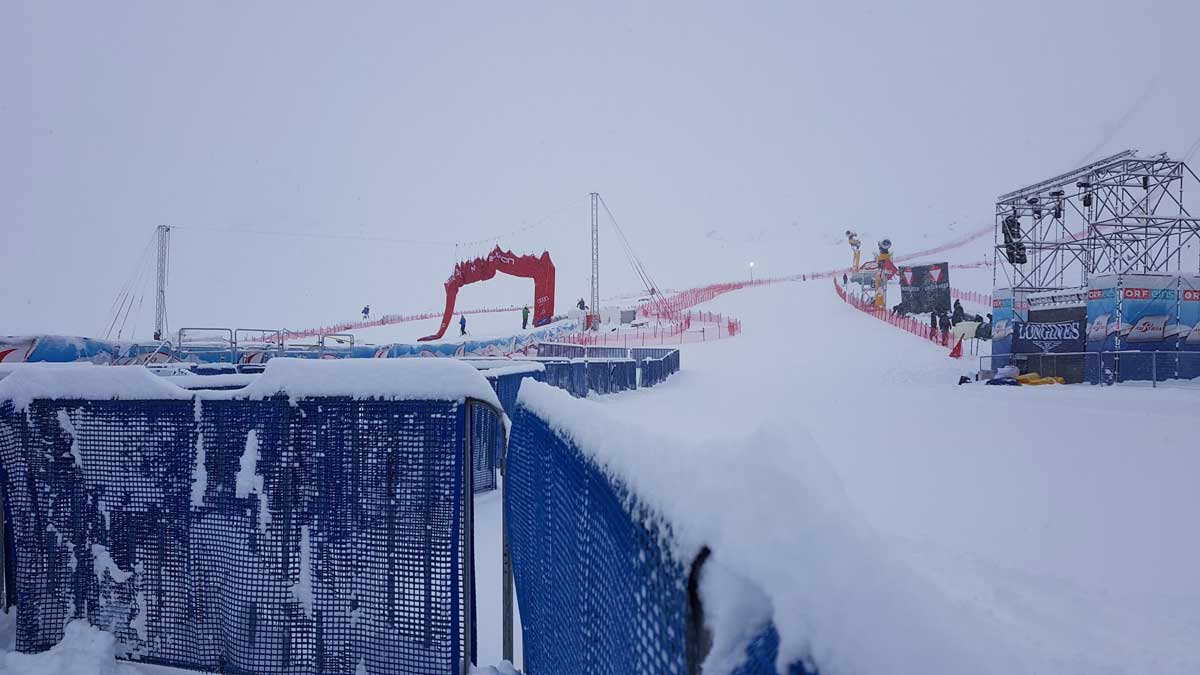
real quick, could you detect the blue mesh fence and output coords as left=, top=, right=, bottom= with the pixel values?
left=531, top=343, right=585, bottom=359
left=540, top=362, right=587, bottom=398
left=505, top=402, right=815, bottom=675
left=505, top=406, right=689, bottom=674
left=585, top=360, right=637, bottom=394
left=639, top=350, right=681, bottom=388
left=630, top=347, right=678, bottom=364
left=0, top=395, right=484, bottom=674
left=470, top=403, right=500, bottom=494
left=583, top=346, right=630, bottom=359
left=484, top=369, right=543, bottom=416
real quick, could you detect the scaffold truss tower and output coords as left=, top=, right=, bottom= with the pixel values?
left=994, top=150, right=1200, bottom=292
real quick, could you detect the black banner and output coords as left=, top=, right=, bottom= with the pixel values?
left=898, top=263, right=950, bottom=313
left=1012, top=320, right=1085, bottom=354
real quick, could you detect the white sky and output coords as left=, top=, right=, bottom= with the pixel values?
left=4, top=1, right=1199, bottom=337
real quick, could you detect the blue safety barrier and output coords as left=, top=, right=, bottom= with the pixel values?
left=0, top=393, right=493, bottom=674
left=505, top=402, right=814, bottom=674
left=585, top=360, right=637, bottom=394
left=505, top=406, right=689, bottom=673
left=629, top=347, right=678, bottom=364
left=540, top=362, right=587, bottom=398
left=639, top=350, right=681, bottom=388
left=530, top=343, right=585, bottom=360
left=583, top=346, right=629, bottom=360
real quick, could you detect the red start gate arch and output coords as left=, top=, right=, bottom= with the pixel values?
left=418, top=246, right=556, bottom=341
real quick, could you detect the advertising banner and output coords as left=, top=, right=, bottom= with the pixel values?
left=1179, top=275, right=1200, bottom=379
left=1012, top=320, right=1085, bottom=354
left=898, top=263, right=950, bottom=314
left=1085, top=276, right=1120, bottom=353
left=990, top=288, right=1027, bottom=368
left=1087, top=274, right=1177, bottom=381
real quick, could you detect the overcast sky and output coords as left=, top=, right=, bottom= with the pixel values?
left=4, top=1, right=1199, bottom=337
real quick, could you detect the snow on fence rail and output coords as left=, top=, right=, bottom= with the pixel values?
left=0, top=359, right=504, bottom=675
left=505, top=383, right=812, bottom=675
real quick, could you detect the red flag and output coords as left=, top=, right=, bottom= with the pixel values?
left=949, top=335, right=963, bottom=358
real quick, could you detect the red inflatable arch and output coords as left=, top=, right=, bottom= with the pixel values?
left=418, top=246, right=556, bottom=341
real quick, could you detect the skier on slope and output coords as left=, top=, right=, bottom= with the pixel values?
left=522, top=305, right=530, bottom=330
left=362, top=305, right=370, bottom=320
left=459, top=314, right=467, bottom=336
left=938, top=311, right=951, bottom=345
left=577, top=298, right=587, bottom=311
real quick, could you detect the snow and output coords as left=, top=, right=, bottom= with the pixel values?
left=292, top=525, right=313, bottom=619
left=569, top=279, right=1200, bottom=674
left=159, top=373, right=257, bottom=389
left=189, top=432, right=207, bottom=507
left=235, top=430, right=259, bottom=499
left=234, top=430, right=272, bottom=534
left=4, top=252, right=1195, bottom=674
left=56, top=409, right=83, bottom=467
left=229, top=357, right=501, bottom=410
left=91, top=544, right=132, bottom=584
left=0, top=364, right=189, bottom=411
left=469, top=361, right=545, bottom=378
left=1, top=621, right=136, bottom=675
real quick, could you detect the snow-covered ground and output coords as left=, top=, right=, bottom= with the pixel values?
left=583, top=279, right=1200, bottom=673
left=5, top=259, right=1197, bottom=674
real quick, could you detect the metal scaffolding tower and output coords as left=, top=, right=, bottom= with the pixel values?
left=590, top=192, right=600, bottom=320
left=994, top=150, right=1200, bottom=293
left=154, top=224, right=171, bottom=341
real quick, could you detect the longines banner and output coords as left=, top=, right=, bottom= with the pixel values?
left=898, top=262, right=950, bottom=313
left=1012, top=320, right=1085, bottom=354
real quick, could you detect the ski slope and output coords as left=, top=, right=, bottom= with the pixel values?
left=589, top=279, right=1200, bottom=673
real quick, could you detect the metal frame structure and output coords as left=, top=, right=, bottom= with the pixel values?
left=154, top=225, right=171, bottom=340
left=590, top=192, right=600, bottom=322
left=994, top=150, right=1200, bottom=293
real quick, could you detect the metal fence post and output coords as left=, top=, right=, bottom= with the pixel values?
left=501, top=488, right=514, bottom=662
left=462, top=404, right=475, bottom=674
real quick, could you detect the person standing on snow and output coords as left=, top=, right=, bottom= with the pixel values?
left=362, top=305, right=370, bottom=320
left=929, top=311, right=938, bottom=341
left=938, top=311, right=951, bottom=345
left=459, top=314, right=467, bottom=336
left=522, top=305, right=530, bottom=330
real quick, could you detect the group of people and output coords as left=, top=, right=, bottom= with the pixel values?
left=926, top=300, right=992, bottom=345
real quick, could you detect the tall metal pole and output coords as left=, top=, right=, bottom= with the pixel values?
left=154, top=225, right=171, bottom=341
left=590, top=193, right=600, bottom=326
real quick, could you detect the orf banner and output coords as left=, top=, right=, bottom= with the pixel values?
left=898, top=263, right=950, bottom=314
left=1116, top=275, right=1177, bottom=352
left=1100, top=273, right=1177, bottom=381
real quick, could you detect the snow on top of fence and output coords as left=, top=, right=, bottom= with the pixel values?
left=516, top=380, right=1010, bottom=675
left=469, top=361, right=547, bottom=378
left=232, top=357, right=502, bottom=409
left=0, top=363, right=191, bottom=411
